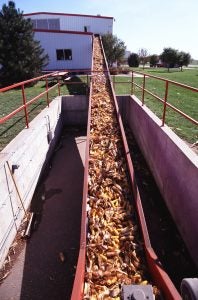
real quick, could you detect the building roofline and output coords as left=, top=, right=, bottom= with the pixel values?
left=23, top=12, right=113, bottom=20
left=34, top=29, right=93, bottom=36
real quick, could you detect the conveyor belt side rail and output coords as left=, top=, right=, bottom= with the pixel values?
left=71, top=36, right=181, bottom=300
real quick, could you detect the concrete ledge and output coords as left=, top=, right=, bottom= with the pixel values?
left=0, top=94, right=88, bottom=269
left=0, top=97, right=62, bottom=268
left=118, top=95, right=198, bottom=267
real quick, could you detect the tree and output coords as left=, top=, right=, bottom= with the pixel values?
left=177, top=51, right=191, bottom=71
left=102, top=33, right=126, bottom=67
left=138, top=48, right=148, bottom=69
left=160, top=47, right=178, bottom=72
left=149, top=54, right=159, bottom=67
left=128, top=53, right=140, bottom=67
left=0, top=1, right=48, bottom=86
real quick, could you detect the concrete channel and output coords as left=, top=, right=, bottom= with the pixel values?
left=0, top=93, right=197, bottom=299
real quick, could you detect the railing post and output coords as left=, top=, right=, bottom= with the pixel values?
left=58, top=77, right=61, bottom=96
left=87, top=74, right=89, bottom=88
left=21, top=84, right=29, bottom=128
left=131, top=71, right=134, bottom=95
left=142, top=74, right=146, bottom=106
left=45, top=77, right=49, bottom=107
left=86, top=73, right=89, bottom=97
left=162, top=81, right=169, bottom=126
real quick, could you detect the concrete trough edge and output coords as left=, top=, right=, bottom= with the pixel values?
left=118, top=94, right=198, bottom=268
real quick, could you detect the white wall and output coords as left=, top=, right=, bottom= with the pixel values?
left=26, top=14, right=113, bottom=35
left=34, top=32, right=92, bottom=70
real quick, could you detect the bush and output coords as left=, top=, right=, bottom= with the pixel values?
left=109, top=67, right=119, bottom=75
left=120, top=67, right=130, bottom=74
left=128, top=53, right=140, bottom=67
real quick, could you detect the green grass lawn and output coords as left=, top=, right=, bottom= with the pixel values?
left=113, top=68, right=198, bottom=144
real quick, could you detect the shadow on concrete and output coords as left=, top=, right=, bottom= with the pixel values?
left=19, top=127, right=86, bottom=300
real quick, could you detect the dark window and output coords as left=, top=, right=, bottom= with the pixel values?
left=37, top=19, right=48, bottom=29
left=64, top=49, right=72, bottom=60
left=56, top=49, right=64, bottom=60
left=56, top=49, right=72, bottom=60
left=48, top=19, right=60, bottom=30
left=31, top=19, right=36, bottom=29
left=84, top=26, right=90, bottom=32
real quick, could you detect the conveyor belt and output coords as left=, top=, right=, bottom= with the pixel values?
left=71, top=36, right=181, bottom=300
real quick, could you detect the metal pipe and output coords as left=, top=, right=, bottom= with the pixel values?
left=70, top=33, right=95, bottom=300
left=131, top=71, right=134, bottom=95
left=0, top=71, right=58, bottom=93
left=128, top=70, right=198, bottom=92
left=57, top=78, right=61, bottom=96
left=0, top=83, right=58, bottom=125
left=6, top=161, right=28, bottom=219
left=21, top=84, right=29, bottom=128
left=162, top=81, right=169, bottom=126
left=4, top=164, right=18, bottom=232
left=24, top=212, right=34, bottom=238
left=142, top=74, right=146, bottom=106
left=45, top=78, right=49, bottom=107
left=0, top=68, right=197, bottom=130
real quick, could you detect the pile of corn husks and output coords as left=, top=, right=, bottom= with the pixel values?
left=84, top=37, right=158, bottom=300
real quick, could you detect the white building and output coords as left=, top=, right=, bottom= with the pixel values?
left=23, top=12, right=114, bottom=71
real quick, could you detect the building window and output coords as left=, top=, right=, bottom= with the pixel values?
left=32, top=18, right=60, bottom=30
left=48, top=19, right=60, bottom=30
left=37, top=19, right=48, bottom=29
left=32, top=19, right=36, bottom=29
left=56, top=49, right=72, bottom=60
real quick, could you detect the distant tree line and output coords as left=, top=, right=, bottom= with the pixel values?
left=128, top=47, right=191, bottom=71
left=102, top=33, right=192, bottom=73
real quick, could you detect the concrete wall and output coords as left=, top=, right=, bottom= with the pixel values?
left=117, top=95, right=198, bottom=267
left=62, top=95, right=88, bottom=126
left=0, top=97, right=62, bottom=268
left=0, top=95, right=88, bottom=268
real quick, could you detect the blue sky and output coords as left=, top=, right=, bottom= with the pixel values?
left=1, top=0, right=198, bottom=59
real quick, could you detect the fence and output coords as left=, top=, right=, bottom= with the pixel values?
left=113, top=70, right=198, bottom=127
left=0, top=69, right=197, bottom=150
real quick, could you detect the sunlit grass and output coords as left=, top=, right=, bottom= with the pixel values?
left=113, top=69, right=198, bottom=144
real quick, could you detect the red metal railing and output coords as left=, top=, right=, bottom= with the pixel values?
left=114, top=70, right=198, bottom=127
left=70, top=37, right=96, bottom=300
left=1, top=69, right=197, bottom=133
left=0, top=72, right=61, bottom=128
left=0, top=70, right=108, bottom=134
